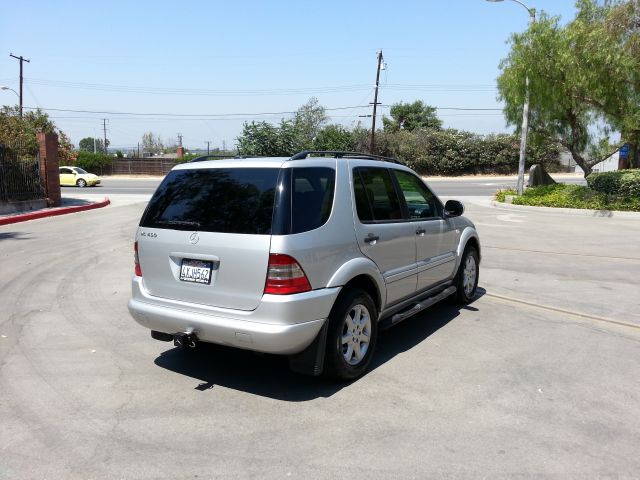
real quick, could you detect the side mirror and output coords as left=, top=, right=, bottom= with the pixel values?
left=444, top=200, right=464, bottom=218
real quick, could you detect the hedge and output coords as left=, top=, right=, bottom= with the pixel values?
left=586, top=169, right=640, bottom=197
left=377, top=129, right=561, bottom=176
left=496, top=184, right=640, bottom=211
left=74, top=152, right=113, bottom=171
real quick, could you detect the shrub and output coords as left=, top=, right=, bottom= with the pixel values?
left=378, top=128, right=561, bottom=176
left=618, top=170, right=640, bottom=197
left=74, top=151, right=113, bottom=172
left=495, top=184, right=640, bottom=211
left=586, top=169, right=640, bottom=197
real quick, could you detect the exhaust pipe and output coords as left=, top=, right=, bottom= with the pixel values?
left=174, top=332, right=198, bottom=349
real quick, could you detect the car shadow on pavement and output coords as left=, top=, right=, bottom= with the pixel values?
left=61, top=198, right=97, bottom=207
left=154, top=288, right=486, bottom=402
left=0, top=232, right=30, bottom=241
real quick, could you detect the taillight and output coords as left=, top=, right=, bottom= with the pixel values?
left=264, top=254, right=311, bottom=295
left=134, top=241, right=142, bottom=277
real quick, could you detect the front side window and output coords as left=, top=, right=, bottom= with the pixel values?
left=60, top=168, right=73, bottom=174
left=353, top=167, right=403, bottom=222
left=141, top=168, right=279, bottom=234
left=393, top=170, right=442, bottom=219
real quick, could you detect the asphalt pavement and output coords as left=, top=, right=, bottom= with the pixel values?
left=1, top=186, right=638, bottom=478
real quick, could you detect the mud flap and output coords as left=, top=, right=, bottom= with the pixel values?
left=288, top=320, right=329, bottom=376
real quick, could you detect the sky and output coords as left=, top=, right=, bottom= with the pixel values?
left=0, top=0, right=578, bottom=152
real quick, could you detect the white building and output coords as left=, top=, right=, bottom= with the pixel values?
left=574, top=151, right=620, bottom=174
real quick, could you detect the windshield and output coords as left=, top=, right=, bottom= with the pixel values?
left=73, top=167, right=88, bottom=174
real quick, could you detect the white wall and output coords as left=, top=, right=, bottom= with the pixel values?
left=574, top=152, right=619, bottom=174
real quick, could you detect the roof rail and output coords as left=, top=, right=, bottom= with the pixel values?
left=289, top=150, right=401, bottom=164
left=188, top=154, right=245, bottom=163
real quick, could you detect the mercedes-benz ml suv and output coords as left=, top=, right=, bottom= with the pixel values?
left=128, top=151, right=480, bottom=379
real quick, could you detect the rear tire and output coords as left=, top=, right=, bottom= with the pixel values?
left=454, top=246, right=479, bottom=304
left=324, top=289, right=378, bottom=380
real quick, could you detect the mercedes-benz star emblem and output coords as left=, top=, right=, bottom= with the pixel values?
left=189, top=232, right=199, bottom=245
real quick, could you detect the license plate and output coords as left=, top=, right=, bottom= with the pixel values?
left=179, top=259, right=213, bottom=284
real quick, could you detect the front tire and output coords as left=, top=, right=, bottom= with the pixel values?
left=324, top=289, right=378, bottom=380
left=76, top=179, right=87, bottom=188
left=454, top=246, right=479, bottom=304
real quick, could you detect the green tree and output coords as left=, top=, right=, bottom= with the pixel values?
left=0, top=106, right=75, bottom=162
left=0, top=106, right=55, bottom=152
left=237, top=120, right=297, bottom=156
left=141, top=132, right=164, bottom=155
left=313, top=125, right=355, bottom=151
left=497, top=1, right=640, bottom=177
left=78, top=137, right=105, bottom=152
left=293, top=97, right=328, bottom=146
left=382, top=101, right=442, bottom=132
left=569, top=0, right=640, bottom=168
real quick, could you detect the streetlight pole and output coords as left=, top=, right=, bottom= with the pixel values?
left=1, top=86, right=20, bottom=104
left=486, top=0, right=536, bottom=195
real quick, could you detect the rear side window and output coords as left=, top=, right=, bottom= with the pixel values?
left=353, top=167, right=403, bottom=222
left=140, top=168, right=279, bottom=234
left=272, top=167, right=335, bottom=235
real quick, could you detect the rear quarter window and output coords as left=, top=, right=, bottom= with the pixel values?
left=271, top=167, right=336, bottom=235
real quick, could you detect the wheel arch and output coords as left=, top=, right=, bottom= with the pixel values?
left=453, top=226, right=481, bottom=274
left=326, top=257, right=385, bottom=313
left=340, top=274, right=382, bottom=315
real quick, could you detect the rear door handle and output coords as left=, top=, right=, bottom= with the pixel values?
left=416, top=228, right=426, bottom=235
left=364, top=235, right=380, bottom=245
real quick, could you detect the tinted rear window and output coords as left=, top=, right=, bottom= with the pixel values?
left=140, top=168, right=279, bottom=234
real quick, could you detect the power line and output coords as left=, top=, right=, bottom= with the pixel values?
left=23, top=104, right=375, bottom=117
left=23, top=77, right=499, bottom=96
left=24, top=78, right=372, bottom=96
left=25, top=104, right=502, bottom=119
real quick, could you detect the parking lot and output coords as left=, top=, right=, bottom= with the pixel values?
left=1, top=190, right=639, bottom=478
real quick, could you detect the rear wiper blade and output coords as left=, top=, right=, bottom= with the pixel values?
left=156, top=219, right=201, bottom=228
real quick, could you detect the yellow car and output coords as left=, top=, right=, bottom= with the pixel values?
left=59, top=166, right=101, bottom=188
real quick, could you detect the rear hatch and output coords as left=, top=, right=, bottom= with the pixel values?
left=137, top=165, right=281, bottom=311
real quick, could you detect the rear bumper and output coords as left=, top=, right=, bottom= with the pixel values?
left=128, top=277, right=340, bottom=355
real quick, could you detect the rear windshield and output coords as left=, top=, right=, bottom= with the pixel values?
left=140, top=168, right=279, bottom=234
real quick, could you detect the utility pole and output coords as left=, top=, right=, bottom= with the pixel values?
left=93, top=137, right=97, bottom=153
left=9, top=53, right=30, bottom=118
left=137, top=142, right=140, bottom=158
left=103, top=119, right=108, bottom=154
left=205, top=141, right=211, bottom=155
left=370, top=50, right=384, bottom=153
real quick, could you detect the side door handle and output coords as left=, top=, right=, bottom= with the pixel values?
left=416, top=228, right=426, bottom=236
left=364, top=234, right=380, bottom=245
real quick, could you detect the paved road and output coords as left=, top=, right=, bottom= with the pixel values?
left=1, top=196, right=638, bottom=478
left=66, top=174, right=587, bottom=198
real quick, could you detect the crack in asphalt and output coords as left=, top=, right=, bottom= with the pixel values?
left=485, top=292, right=640, bottom=331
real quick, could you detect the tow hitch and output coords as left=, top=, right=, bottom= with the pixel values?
left=173, top=332, right=198, bottom=349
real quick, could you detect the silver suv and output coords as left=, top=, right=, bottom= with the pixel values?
left=128, top=151, right=480, bottom=379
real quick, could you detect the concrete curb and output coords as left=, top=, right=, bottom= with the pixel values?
left=490, top=200, right=640, bottom=219
left=0, top=197, right=111, bottom=226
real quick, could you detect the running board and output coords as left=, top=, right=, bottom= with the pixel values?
left=380, top=286, right=457, bottom=330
